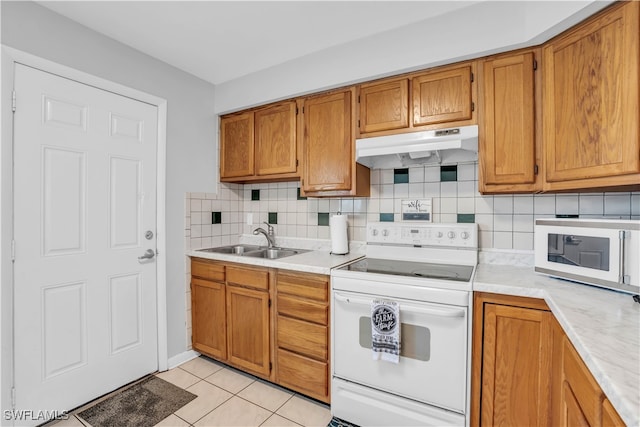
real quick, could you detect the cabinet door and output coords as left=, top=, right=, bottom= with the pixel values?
left=562, top=382, right=592, bottom=427
left=226, top=285, right=270, bottom=376
left=255, top=102, right=297, bottom=176
left=220, top=112, right=254, bottom=178
left=302, top=89, right=354, bottom=193
left=543, top=2, right=640, bottom=187
left=191, top=277, right=226, bottom=359
left=480, top=52, right=537, bottom=191
left=602, top=399, right=625, bottom=427
left=479, top=303, right=553, bottom=426
left=412, top=66, right=473, bottom=126
left=359, top=78, right=409, bottom=133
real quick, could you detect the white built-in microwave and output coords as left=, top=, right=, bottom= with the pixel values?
left=535, top=218, right=639, bottom=295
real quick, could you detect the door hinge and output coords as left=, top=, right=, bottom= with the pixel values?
left=471, top=73, right=474, bottom=83
left=268, top=299, right=271, bottom=308
left=534, top=165, right=539, bottom=175
left=11, top=387, right=16, bottom=408
left=533, top=59, right=538, bottom=71
left=11, top=240, right=15, bottom=262
left=471, top=102, right=475, bottom=112
left=357, top=119, right=360, bottom=128
left=295, top=107, right=299, bottom=115
left=296, top=159, right=299, bottom=167
left=269, top=362, right=272, bottom=372
left=357, top=95, right=360, bottom=103
left=12, top=90, right=16, bottom=112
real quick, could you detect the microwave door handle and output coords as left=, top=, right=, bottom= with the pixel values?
left=619, top=230, right=630, bottom=285
left=334, top=292, right=465, bottom=318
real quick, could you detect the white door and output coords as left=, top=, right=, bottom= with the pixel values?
left=13, top=63, right=158, bottom=421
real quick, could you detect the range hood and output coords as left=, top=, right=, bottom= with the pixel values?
left=356, top=125, right=478, bottom=169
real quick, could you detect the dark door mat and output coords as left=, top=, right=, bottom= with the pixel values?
left=78, top=376, right=196, bottom=427
left=328, top=416, right=359, bottom=427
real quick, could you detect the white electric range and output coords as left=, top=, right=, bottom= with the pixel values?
left=330, top=222, right=478, bottom=426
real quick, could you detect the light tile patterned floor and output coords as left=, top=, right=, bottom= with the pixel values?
left=53, top=356, right=332, bottom=427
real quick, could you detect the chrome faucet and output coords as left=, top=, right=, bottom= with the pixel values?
left=253, top=221, right=276, bottom=248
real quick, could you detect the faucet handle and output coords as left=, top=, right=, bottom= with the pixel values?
left=263, top=221, right=274, bottom=235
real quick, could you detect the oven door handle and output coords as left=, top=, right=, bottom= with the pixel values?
left=334, top=292, right=466, bottom=318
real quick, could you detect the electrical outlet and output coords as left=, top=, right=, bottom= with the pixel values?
left=247, top=213, right=253, bottom=225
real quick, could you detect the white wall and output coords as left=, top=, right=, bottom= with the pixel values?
left=0, top=1, right=217, bottom=408
left=214, top=0, right=612, bottom=114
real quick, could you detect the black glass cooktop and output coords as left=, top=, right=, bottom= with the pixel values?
left=340, top=257, right=474, bottom=282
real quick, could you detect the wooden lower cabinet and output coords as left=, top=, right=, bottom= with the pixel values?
left=471, top=292, right=554, bottom=427
left=552, top=318, right=626, bottom=427
left=190, top=259, right=273, bottom=380
left=472, top=292, right=626, bottom=427
left=275, top=270, right=330, bottom=403
left=226, top=284, right=270, bottom=376
left=191, top=258, right=332, bottom=403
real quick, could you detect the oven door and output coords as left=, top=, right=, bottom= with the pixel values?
left=332, top=290, right=468, bottom=413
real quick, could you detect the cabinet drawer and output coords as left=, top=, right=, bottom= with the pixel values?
left=277, top=272, right=328, bottom=302
left=191, top=259, right=225, bottom=282
left=277, top=294, right=328, bottom=325
left=227, top=266, right=269, bottom=291
left=277, top=316, right=327, bottom=360
left=277, top=348, right=328, bottom=401
left=563, top=337, right=603, bottom=424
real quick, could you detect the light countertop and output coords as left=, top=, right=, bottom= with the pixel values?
left=187, top=248, right=364, bottom=275
left=474, top=264, right=640, bottom=427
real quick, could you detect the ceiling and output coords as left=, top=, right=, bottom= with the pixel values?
left=36, top=1, right=482, bottom=85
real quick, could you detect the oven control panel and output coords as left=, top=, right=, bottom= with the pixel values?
left=367, top=222, right=477, bottom=248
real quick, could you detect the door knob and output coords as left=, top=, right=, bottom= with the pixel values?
left=138, top=249, right=156, bottom=263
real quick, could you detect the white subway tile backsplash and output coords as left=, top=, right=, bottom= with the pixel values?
left=441, top=181, right=457, bottom=197
left=425, top=182, right=441, bottom=197
left=380, top=169, right=394, bottom=184
left=441, top=198, right=457, bottom=214
left=186, top=164, right=635, bottom=268
left=513, top=215, right=534, bottom=233
left=457, top=163, right=475, bottom=181
left=493, top=195, right=513, bottom=214
left=513, top=232, right=534, bottom=250
left=513, top=195, right=534, bottom=214
left=604, top=194, right=631, bottom=216
left=493, top=232, right=513, bottom=249
left=556, top=195, right=579, bottom=215
left=475, top=196, right=494, bottom=214
left=534, top=195, right=555, bottom=215
left=394, top=183, right=409, bottom=198
left=493, top=214, right=513, bottom=232
left=425, top=166, right=440, bottom=182
left=409, top=166, right=424, bottom=183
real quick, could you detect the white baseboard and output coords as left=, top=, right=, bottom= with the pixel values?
left=166, top=350, right=200, bottom=370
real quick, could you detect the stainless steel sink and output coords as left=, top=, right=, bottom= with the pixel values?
left=196, top=245, right=308, bottom=259
left=196, top=244, right=263, bottom=255
left=243, top=248, right=308, bottom=259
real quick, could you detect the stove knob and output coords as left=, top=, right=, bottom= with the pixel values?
left=371, top=229, right=378, bottom=236
left=382, top=229, right=389, bottom=237
left=436, top=231, right=444, bottom=238
left=461, top=231, right=470, bottom=240
left=447, top=231, right=456, bottom=239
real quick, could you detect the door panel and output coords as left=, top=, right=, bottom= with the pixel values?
left=13, top=64, right=159, bottom=421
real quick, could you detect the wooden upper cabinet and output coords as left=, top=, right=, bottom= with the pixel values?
left=220, top=101, right=298, bottom=182
left=542, top=1, right=640, bottom=191
left=358, top=78, right=409, bottom=133
left=479, top=50, right=538, bottom=193
left=412, top=65, right=474, bottom=126
left=302, top=88, right=370, bottom=197
left=255, top=102, right=297, bottom=176
left=220, top=112, right=254, bottom=178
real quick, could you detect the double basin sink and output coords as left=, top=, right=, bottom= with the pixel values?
left=197, top=244, right=308, bottom=260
